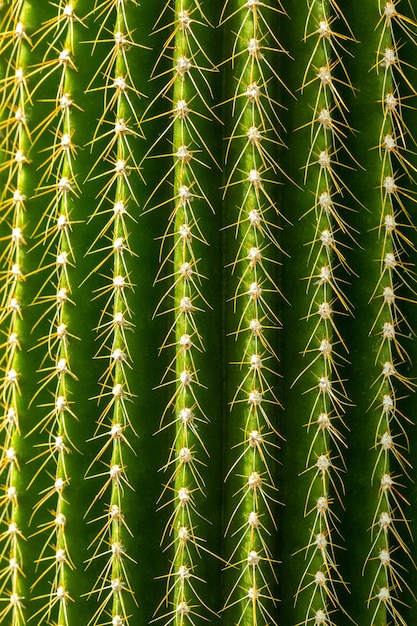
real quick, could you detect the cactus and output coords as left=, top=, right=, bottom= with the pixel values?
left=0, top=1, right=417, bottom=626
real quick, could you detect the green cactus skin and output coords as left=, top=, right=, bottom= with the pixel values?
left=219, top=1, right=288, bottom=624
left=1, top=2, right=417, bottom=626
left=80, top=2, right=143, bottom=625
left=140, top=1, right=221, bottom=624
left=27, top=3, right=81, bottom=623
left=349, top=3, right=417, bottom=626
left=278, top=1, right=359, bottom=624
left=0, top=3, right=39, bottom=625
left=280, top=1, right=417, bottom=626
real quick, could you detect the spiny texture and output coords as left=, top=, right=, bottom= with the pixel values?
left=220, top=1, right=288, bottom=624
left=81, top=2, right=142, bottom=625
left=141, top=1, right=219, bottom=623
left=26, top=3, right=80, bottom=625
left=363, top=3, right=417, bottom=625
left=0, top=3, right=35, bottom=624
left=0, top=2, right=417, bottom=626
left=291, top=2, right=358, bottom=624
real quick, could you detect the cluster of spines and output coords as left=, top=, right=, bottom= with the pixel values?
left=141, top=2, right=218, bottom=623
left=364, top=3, right=417, bottom=624
left=220, top=1, right=290, bottom=623
left=0, top=2, right=32, bottom=623
left=21, top=3, right=84, bottom=625
left=82, top=1, right=143, bottom=625
left=293, top=1, right=358, bottom=624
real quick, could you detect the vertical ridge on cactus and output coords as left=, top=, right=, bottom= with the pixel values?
left=25, top=2, right=81, bottom=624
left=290, top=3, right=358, bottom=625
left=81, top=2, right=144, bottom=625
left=362, top=4, right=417, bottom=626
left=0, top=2, right=34, bottom=624
left=1, top=1, right=417, bottom=625
left=220, top=1, right=288, bottom=624
left=141, top=2, right=219, bottom=624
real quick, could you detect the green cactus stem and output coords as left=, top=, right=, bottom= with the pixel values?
left=219, top=1, right=290, bottom=624
left=140, top=1, right=220, bottom=623
left=0, top=2, right=417, bottom=626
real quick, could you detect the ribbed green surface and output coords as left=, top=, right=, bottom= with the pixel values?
left=0, top=2, right=417, bottom=626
